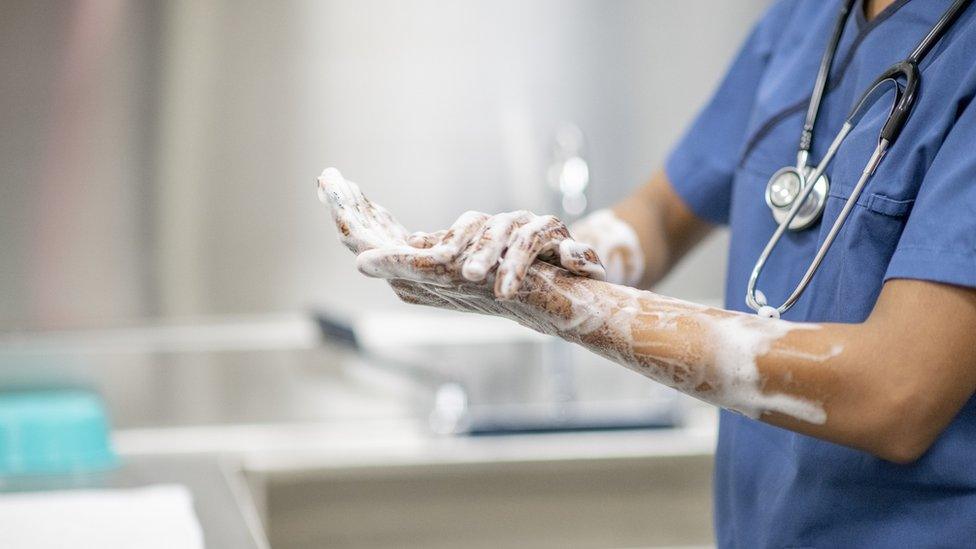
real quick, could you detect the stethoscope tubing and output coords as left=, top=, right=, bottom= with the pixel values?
left=747, top=122, right=856, bottom=314
left=749, top=77, right=903, bottom=315
left=797, top=0, right=856, bottom=167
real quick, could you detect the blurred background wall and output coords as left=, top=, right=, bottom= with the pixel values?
left=0, top=0, right=771, bottom=331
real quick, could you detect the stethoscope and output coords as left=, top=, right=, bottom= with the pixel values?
left=747, top=0, right=972, bottom=319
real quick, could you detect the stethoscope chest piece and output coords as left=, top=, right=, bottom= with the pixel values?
left=765, top=166, right=829, bottom=230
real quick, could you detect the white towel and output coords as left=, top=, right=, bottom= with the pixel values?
left=0, top=484, right=204, bottom=549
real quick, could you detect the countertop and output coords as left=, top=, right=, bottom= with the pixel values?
left=0, top=455, right=268, bottom=549
left=0, top=313, right=719, bottom=476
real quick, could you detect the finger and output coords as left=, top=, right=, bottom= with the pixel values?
left=317, top=168, right=384, bottom=252
left=495, top=216, right=569, bottom=299
left=558, top=239, right=607, bottom=281
left=317, top=168, right=412, bottom=250
left=316, top=167, right=352, bottom=208
left=357, top=210, right=489, bottom=287
left=437, top=210, right=489, bottom=258
left=338, top=174, right=410, bottom=243
left=366, top=199, right=410, bottom=242
left=356, top=246, right=454, bottom=286
left=407, top=230, right=448, bottom=249
left=461, top=211, right=527, bottom=282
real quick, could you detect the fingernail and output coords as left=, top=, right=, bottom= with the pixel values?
left=587, top=264, right=607, bottom=281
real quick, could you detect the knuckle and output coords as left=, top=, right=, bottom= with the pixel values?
left=518, top=227, right=545, bottom=247
left=487, top=212, right=512, bottom=227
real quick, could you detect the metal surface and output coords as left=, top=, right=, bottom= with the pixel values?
left=406, top=338, right=685, bottom=434
left=0, top=317, right=717, bottom=547
left=0, top=315, right=685, bottom=434
left=0, top=315, right=716, bottom=469
left=262, top=452, right=714, bottom=549
left=0, top=1, right=771, bottom=330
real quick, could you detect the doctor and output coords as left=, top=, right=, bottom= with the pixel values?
left=321, top=0, right=976, bottom=545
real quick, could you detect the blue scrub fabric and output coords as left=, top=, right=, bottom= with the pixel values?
left=665, top=0, right=976, bottom=547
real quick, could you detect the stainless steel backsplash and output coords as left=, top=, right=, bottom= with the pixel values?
left=0, top=0, right=769, bottom=330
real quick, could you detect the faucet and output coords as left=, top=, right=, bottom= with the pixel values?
left=546, top=123, right=591, bottom=222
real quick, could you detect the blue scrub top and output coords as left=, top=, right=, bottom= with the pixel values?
left=665, top=0, right=976, bottom=546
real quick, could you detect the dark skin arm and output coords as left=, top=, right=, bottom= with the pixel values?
left=321, top=168, right=976, bottom=465
left=610, top=169, right=713, bottom=287
left=608, top=168, right=976, bottom=463
left=322, top=1, right=969, bottom=466
left=761, top=279, right=976, bottom=463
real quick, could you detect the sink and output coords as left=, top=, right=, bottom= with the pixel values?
left=1, top=316, right=716, bottom=548
left=258, top=452, right=714, bottom=549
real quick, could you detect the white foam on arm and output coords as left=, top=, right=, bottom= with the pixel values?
left=528, top=275, right=831, bottom=425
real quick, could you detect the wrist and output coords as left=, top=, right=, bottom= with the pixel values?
left=571, top=209, right=647, bottom=287
left=504, top=263, right=617, bottom=340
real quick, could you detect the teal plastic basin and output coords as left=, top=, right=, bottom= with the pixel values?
left=0, top=389, right=118, bottom=476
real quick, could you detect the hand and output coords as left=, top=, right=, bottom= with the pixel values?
left=317, top=169, right=873, bottom=441
left=316, top=168, right=611, bottom=334
left=318, top=167, right=605, bottom=298
left=316, top=167, right=410, bottom=254
left=404, top=210, right=606, bottom=299
left=570, top=209, right=645, bottom=287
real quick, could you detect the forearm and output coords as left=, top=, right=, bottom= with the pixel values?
left=508, top=265, right=835, bottom=421
left=505, top=267, right=955, bottom=463
left=320, top=168, right=976, bottom=464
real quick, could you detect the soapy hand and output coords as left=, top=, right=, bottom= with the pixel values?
left=317, top=168, right=831, bottom=426
left=318, top=168, right=606, bottom=301
left=317, top=168, right=411, bottom=254
left=316, top=168, right=602, bottom=336
left=403, top=210, right=606, bottom=299
left=570, top=210, right=645, bottom=287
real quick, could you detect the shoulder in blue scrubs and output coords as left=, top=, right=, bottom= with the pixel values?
left=665, top=0, right=976, bottom=546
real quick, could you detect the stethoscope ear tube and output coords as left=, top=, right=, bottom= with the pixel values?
left=878, top=62, right=919, bottom=144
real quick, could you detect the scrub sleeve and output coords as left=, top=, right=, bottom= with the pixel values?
left=664, top=2, right=794, bottom=226
left=885, top=97, right=976, bottom=289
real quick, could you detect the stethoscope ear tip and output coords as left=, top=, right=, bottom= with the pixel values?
left=757, top=305, right=781, bottom=319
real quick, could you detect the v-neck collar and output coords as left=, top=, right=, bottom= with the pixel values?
left=854, top=0, right=914, bottom=31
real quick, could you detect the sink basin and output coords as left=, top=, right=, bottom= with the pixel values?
left=258, top=452, right=714, bottom=549
left=1, top=316, right=716, bottom=548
